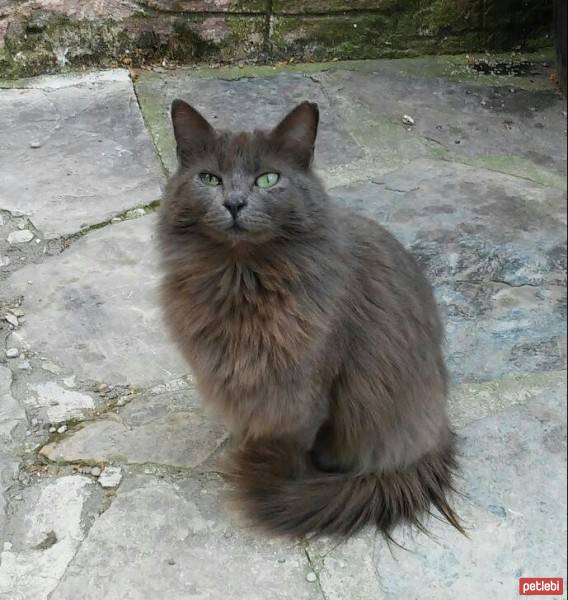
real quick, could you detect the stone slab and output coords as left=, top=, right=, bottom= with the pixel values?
left=135, top=58, right=566, bottom=190
left=4, top=214, right=188, bottom=387
left=0, top=70, right=164, bottom=238
left=332, top=159, right=567, bottom=383
left=308, top=372, right=567, bottom=600
left=27, top=381, right=96, bottom=424
left=50, top=475, right=320, bottom=600
left=0, top=475, right=101, bottom=600
left=39, top=385, right=227, bottom=469
left=322, top=60, right=567, bottom=187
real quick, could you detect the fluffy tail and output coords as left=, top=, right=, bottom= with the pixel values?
left=227, top=435, right=464, bottom=540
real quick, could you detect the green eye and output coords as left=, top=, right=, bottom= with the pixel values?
left=255, top=173, right=280, bottom=189
left=199, top=173, right=222, bottom=187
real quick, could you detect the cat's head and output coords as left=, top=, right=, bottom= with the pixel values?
left=163, top=99, right=327, bottom=245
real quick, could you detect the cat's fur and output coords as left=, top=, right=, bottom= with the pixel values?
left=158, top=99, right=463, bottom=539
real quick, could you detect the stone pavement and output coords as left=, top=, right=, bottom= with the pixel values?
left=0, top=54, right=566, bottom=599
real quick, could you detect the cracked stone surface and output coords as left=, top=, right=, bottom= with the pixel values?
left=0, top=55, right=566, bottom=599
left=49, top=475, right=318, bottom=600
left=0, top=70, right=164, bottom=238
left=4, top=214, right=187, bottom=388
left=0, top=475, right=102, bottom=600
left=39, top=384, right=227, bottom=468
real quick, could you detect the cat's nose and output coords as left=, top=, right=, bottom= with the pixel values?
left=223, top=192, right=248, bottom=220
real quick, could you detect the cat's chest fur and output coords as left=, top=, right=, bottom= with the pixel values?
left=162, top=248, right=326, bottom=391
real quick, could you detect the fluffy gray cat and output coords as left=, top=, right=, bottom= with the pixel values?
left=158, top=99, right=463, bottom=539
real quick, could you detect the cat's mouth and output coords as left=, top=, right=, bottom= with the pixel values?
left=227, top=221, right=247, bottom=233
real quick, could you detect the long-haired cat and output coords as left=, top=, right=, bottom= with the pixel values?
left=158, top=99, right=463, bottom=539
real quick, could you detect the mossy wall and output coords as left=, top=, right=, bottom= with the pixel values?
left=0, top=0, right=554, bottom=78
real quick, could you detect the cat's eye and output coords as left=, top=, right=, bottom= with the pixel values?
left=199, top=173, right=222, bottom=187
left=255, top=173, right=280, bottom=189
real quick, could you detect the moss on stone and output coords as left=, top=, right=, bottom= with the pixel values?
left=169, top=18, right=216, bottom=61
left=131, top=50, right=556, bottom=91
left=132, top=79, right=177, bottom=173
left=223, top=16, right=266, bottom=60
left=233, top=0, right=269, bottom=11
left=462, top=156, right=567, bottom=189
left=272, top=0, right=379, bottom=13
left=1, top=14, right=133, bottom=78
left=0, top=1, right=555, bottom=79
left=271, top=15, right=403, bottom=62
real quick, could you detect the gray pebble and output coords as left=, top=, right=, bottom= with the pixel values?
left=57, top=425, right=67, bottom=434
left=98, top=466, right=122, bottom=488
left=7, top=230, right=34, bottom=244
left=306, top=572, right=317, bottom=583
left=6, top=348, right=20, bottom=359
left=30, top=141, right=42, bottom=148
left=90, top=467, right=101, bottom=477
left=3, top=314, right=18, bottom=327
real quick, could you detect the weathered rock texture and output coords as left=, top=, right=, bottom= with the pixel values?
left=0, top=0, right=554, bottom=78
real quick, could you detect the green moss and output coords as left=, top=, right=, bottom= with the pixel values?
left=233, top=0, right=268, bottom=11
left=132, top=50, right=556, bottom=91
left=169, top=18, right=215, bottom=61
left=223, top=16, right=266, bottom=60
left=133, top=83, right=177, bottom=173
left=272, top=0, right=378, bottom=12
left=462, top=156, right=567, bottom=189
left=271, top=15, right=400, bottom=61
left=380, top=51, right=558, bottom=91
left=0, top=2, right=555, bottom=79
left=269, top=8, right=554, bottom=63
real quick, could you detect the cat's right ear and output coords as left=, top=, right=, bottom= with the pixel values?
left=171, top=99, right=214, bottom=165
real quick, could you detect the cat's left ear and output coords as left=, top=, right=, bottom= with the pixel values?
left=271, top=102, right=319, bottom=168
left=171, top=99, right=214, bottom=165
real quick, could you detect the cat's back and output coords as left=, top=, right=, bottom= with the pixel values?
left=338, top=205, right=443, bottom=342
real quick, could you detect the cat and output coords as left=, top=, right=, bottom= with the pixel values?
left=158, top=99, right=463, bottom=539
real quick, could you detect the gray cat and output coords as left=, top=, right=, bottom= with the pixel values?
left=158, top=99, right=463, bottom=539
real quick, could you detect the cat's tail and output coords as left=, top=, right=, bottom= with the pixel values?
left=227, top=435, right=464, bottom=540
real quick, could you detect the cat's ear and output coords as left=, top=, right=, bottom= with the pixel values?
left=271, top=102, right=319, bottom=168
left=171, top=99, right=214, bottom=164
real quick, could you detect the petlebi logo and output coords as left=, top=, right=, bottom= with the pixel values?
left=519, top=578, right=564, bottom=596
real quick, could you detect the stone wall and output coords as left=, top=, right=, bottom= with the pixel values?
left=0, top=0, right=554, bottom=78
